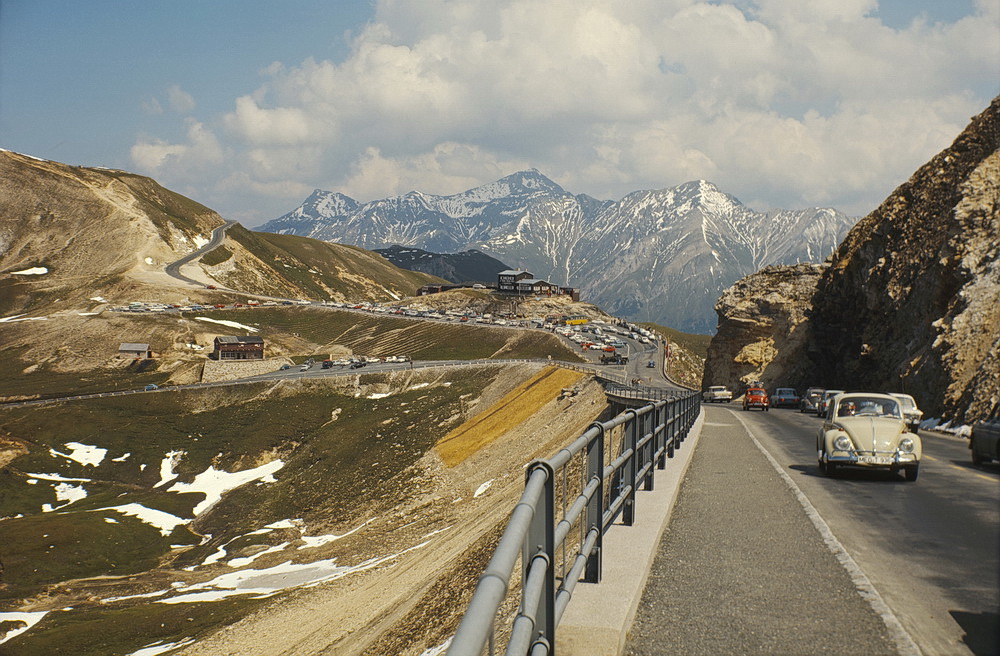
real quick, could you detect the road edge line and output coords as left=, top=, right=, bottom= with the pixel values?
left=730, top=410, right=923, bottom=656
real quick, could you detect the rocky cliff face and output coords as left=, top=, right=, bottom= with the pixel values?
left=705, top=98, right=999, bottom=423
left=703, top=263, right=825, bottom=392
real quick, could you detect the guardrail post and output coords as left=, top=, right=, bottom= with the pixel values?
left=584, top=422, right=604, bottom=584
left=656, top=402, right=667, bottom=469
left=525, top=461, right=555, bottom=652
left=642, top=409, right=655, bottom=491
left=624, top=409, right=638, bottom=526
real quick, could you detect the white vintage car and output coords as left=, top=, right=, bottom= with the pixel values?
left=816, top=392, right=922, bottom=481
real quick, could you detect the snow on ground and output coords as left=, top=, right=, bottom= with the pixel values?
left=26, top=472, right=92, bottom=483
left=193, top=235, right=210, bottom=248
left=367, top=392, right=391, bottom=399
left=474, top=480, right=493, bottom=498
left=168, top=460, right=284, bottom=515
left=10, top=267, right=48, bottom=275
left=42, top=482, right=89, bottom=512
left=144, top=257, right=154, bottom=265
left=99, top=503, right=190, bottom=536
left=154, top=450, right=185, bottom=488
left=228, top=542, right=291, bottom=568
left=194, top=316, right=259, bottom=332
left=0, top=314, right=47, bottom=323
left=0, top=611, right=49, bottom=645
left=49, top=442, right=107, bottom=467
left=127, top=638, right=196, bottom=656
left=90, top=296, right=107, bottom=302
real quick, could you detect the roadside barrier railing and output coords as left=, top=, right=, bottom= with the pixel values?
left=447, top=390, right=700, bottom=655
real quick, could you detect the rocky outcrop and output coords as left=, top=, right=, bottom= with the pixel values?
left=703, top=263, right=825, bottom=393
left=705, top=98, right=999, bottom=423
left=809, top=98, right=999, bottom=423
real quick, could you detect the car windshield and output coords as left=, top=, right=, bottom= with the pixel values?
left=837, top=397, right=901, bottom=419
left=895, top=396, right=915, bottom=410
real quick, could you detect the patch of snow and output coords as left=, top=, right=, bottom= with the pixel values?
left=474, top=480, right=493, bottom=498
left=193, top=235, right=210, bottom=248
left=26, top=472, right=91, bottom=483
left=78, top=312, right=99, bottom=316
left=43, top=482, right=88, bottom=511
left=194, top=316, right=259, bottom=332
left=127, top=638, right=196, bottom=656
left=297, top=519, right=373, bottom=550
left=144, top=257, right=154, bottom=265
left=367, top=392, right=391, bottom=399
left=0, top=611, right=49, bottom=645
left=421, top=638, right=453, bottom=656
left=410, top=383, right=430, bottom=390
left=154, top=450, right=185, bottom=488
left=99, top=503, right=190, bottom=536
left=90, top=296, right=107, bottom=302
left=50, top=442, right=107, bottom=467
left=0, top=314, right=47, bottom=323
left=228, top=542, right=290, bottom=567
left=112, top=452, right=131, bottom=462
left=10, top=267, right=48, bottom=275
left=168, top=460, right=284, bottom=515
left=383, top=288, right=401, bottom=300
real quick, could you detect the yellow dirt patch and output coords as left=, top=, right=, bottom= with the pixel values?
left=435, top=366, right=584, bottom=467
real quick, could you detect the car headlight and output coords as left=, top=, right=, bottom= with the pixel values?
left=899, top=438, right=915, bottom=453
left=833, top=435, right=853, bottom=451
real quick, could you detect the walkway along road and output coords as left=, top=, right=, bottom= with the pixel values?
left=623, top=404, right=999, bottom=656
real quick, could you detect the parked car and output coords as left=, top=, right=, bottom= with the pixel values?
left=772, top=387, right=800, bottom=408
left=321, top=360, right=334, bottom=369
left=817, top=389, right=845, bottom=416
left=743, top=388, right=770, bottom=411
left=816, top=392, right=921, bottom=481
left=703, top=386, right=733, bottom=403
left=349, top=361, right=367, bottom=369
left=970, top=403, right=1000, bottom=465
left=279, top=364, right=290, bottom=371
left=299, top=364, right=310, bottom=372
left=889, top=393, right=923, bottom=432
left=647, top=360, right=656, bottom=368
left=799, top=387, right=825, bottom=414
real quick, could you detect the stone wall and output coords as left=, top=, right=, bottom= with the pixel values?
left=202, top=358, right=292, bottom=383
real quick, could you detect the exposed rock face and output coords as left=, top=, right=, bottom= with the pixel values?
left=705, top=98, right=999, bottom=422
left=810, top=98, right=999, bottom=423
left=703, top=263, right=825, bottom=392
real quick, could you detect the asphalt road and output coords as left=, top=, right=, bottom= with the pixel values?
left=164, top=220, right=235, bottom=286
left=627, top=403, right=999, bottom=656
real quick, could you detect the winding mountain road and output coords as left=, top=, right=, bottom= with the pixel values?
left=164, top=220, right=235, bottom=286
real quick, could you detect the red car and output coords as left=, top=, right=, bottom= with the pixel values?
left=743, top=388, right=770, bottom=411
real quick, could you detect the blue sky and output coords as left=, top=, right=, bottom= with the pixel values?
left=2, top=0, right=998, bottom=227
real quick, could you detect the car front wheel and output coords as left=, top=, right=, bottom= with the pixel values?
left=904, top=465, right=919, bottom=482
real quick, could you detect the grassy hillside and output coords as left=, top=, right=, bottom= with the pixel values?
left=0, top=363, right=599, bottom=655
left=207, top=226, right=445, bottom=301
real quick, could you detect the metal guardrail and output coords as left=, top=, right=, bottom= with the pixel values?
left=447, top=390, right=700, bottom=655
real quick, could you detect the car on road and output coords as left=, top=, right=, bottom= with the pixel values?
left=144, top=384, right=159, bottom=391
left=771, top=387, right=800, bottom=408
left=647, top=360, right=656, bottom=368
left=799, top=387, right=825, bottom=413
left=743, top=388, right=770, bottom=411
left=970, top=403, right=1000, bottom=465
left=889, top=393, right=923, bottom=432
left=349, top=361, right=367, bottom=369
left=299, top=364, right=310, bottom=372
left=279, top=364, right=290, bottom=370
left=817, top=389, right=845, bottom=416
left=702, top=386, right=733, bottom=403
left=816, top=392, right=921, bottom=481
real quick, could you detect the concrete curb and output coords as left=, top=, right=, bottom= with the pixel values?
left=555, top=409, right=705, bottom=655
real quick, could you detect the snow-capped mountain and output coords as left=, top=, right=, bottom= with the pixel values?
left=258, top=172, right=857, bottom=333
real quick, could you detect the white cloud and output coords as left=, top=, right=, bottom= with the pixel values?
left=132, top=0, right=999, bottom=222
left=167, top=85, right=197, bottom=113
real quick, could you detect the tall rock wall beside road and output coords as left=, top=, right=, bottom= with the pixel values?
left=706, top=98, right=999, bottom=422
left=703, top=263, right=824, bottom=394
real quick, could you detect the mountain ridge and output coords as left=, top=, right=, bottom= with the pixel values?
left=259, top=174, right=857, bottom=332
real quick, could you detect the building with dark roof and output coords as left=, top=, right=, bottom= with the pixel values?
left=213, top=336, right=265, bottom=360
